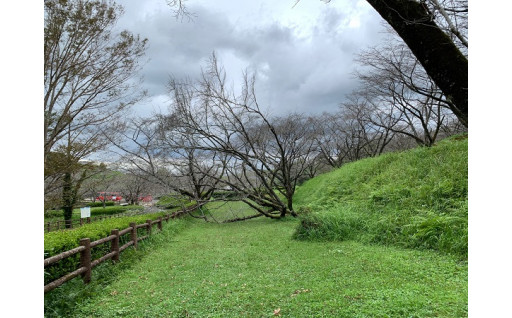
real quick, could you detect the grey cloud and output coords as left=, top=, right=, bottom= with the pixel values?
left=117, top=1, right=387, bottom=117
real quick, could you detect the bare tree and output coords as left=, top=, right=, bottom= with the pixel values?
left=166, top=0, right=194, bottom=20
left=44, top=0, right=147, bottom=164
left=356, top=0, right=468, bottom=126
left=257, top=113, right=319, bottom=213
left=312, top=113, right=351, bottom=168
left=353, top=40, right=462, bottom=146
left=313, top=101, right=395, bottom=169
left=422, top=0, right=468, bottom=51
left=168, top=54, right=318, bottom=219
left=155, top=113, right=226, bottom=203
left=284, top=0, right=468, bottom=125
left=44, top=0, right=147, bottom=223
left=301, top=153, right=329, bottom=180
left=342, top=97, right=397, bottom=157
left=81, top=167, right=121, bottom=207
left=104, top=116, right=224, bottom=219
left=118, top=172, right=150, bottom=205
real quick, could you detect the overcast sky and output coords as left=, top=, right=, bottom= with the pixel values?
left=114, top=0, right=387, bottom=118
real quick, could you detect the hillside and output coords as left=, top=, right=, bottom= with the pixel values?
left=293, top=135, right=468, bottom=259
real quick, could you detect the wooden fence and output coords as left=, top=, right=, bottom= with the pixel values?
left=44, top=210, right=149, bottom=233
left=44, top=215, right=170, bottom=293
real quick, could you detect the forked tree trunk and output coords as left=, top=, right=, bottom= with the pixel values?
left=366, top=0, right=468, bottom=127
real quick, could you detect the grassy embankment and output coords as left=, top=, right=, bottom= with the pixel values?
left=293, top=136, right=468, bottom=259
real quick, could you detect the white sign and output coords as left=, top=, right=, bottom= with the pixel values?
left=80, top=206, right=91, bottom=218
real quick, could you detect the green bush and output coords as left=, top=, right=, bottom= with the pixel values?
left=293, top=136, right=468, bottom=259
left=90, top=205, right=143, bottom=216
left=44, top=204, right=140, bottom=220
left=44, top=212, right=167, bottom=285
left=44, top=209, right=64, bottom=218
left=85, top=201, right=115, bottom=208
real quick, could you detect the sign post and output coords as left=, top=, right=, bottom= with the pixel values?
left=80, top=206, right=91, bottom=218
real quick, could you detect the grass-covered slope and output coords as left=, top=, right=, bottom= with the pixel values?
left=293, top=136, right=468, bottom=259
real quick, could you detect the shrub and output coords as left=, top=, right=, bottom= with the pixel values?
left=90, top=205, right=143, bottom=216
left=156, top=195, right=196, bottom=210
left=85, top=201, right=115, bottom=208
left=44, top=203, right=139, bottom=220
left=44, top=209, right=64, bottom=218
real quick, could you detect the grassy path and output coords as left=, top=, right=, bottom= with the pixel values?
left=74, top=218, right=467, bottom=317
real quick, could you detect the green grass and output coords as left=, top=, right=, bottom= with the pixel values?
left=44, top=217, right=190, bottom=317
left=293, top=136, right=468, bottom=259
left=194, top=200, right=261, bottom=222
left=67, top=217, right=467, bottom=317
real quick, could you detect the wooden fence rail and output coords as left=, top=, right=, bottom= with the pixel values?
left=44, top=215, right=169, bottom=293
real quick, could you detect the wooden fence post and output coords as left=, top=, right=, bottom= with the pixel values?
left=80, top=238, right=91, bottom=284
left=158, top=217, right=162, bottom=231
left=57, top=221, right=60, bottom=230
left=146, top=219, right=152, bottom=236
left=80, top=218, right=83, bottom=226
left=87, top=217, right=91, bottom=224
left=111, top=229, right=120, bottom=262
left=130, top=222, right=137, bottom=249
left=165, top=214, right=169, bottom=222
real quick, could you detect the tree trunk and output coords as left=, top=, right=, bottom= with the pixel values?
left=62, top=172, right=74, bottom=228
left=365, top=0, right=468, bottom=127
left=286, top=192, right=297, bottom=217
